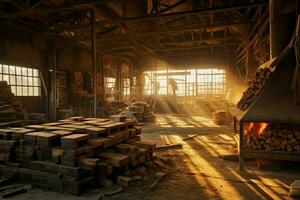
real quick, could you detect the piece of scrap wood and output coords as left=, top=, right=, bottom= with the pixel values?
left=156, top=143, right=183, bottom=151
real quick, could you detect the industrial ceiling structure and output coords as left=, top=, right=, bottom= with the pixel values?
left=0, top=0, right=268, bottom=62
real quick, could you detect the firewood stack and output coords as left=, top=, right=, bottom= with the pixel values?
left=0, top=81, right=24, bottom=120
left=244, top=124, right=300, bottom=151
left=0, top=117, right=155, bottom=195
left=57, top=71, right=69, bottom=109
left=237, top=67, right=272, bottom=110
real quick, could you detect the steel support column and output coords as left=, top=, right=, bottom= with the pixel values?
left=91, top=9, right=97, bottom=117
left=51, top=47, right=57, bottom=121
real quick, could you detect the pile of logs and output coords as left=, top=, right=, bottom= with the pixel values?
left=0, top=117, right=155, bottom=195
left=0, top=81, right=24, bottom=120
left=237, top=67, right=272, bottom=110
left=244, top=123, right=300, bottom=151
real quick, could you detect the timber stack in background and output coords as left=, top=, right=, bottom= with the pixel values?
left=129, top=101, right=156, bottom=122
left=0, top=81, right=24, bottom=121
left=0, top=117, right=156, bottom=195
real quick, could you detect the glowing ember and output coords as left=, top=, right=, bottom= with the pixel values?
left=258, top=123, right=268, bottom=135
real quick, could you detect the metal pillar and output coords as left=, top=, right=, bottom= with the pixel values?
left=91, top=9, right=97, bottom=117
left=239, top=121, right=244, bottom=170
left=116, top=63, right=122, bottom=100
left=99, top=55, right=104, bottom=103
left=51, top=47, right=57, bottom=121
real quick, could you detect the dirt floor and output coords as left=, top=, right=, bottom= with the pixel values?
left=9, top=114, right=300, bottom=200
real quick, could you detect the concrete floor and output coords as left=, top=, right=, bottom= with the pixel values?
left=9, top=114, right=300, bottom=200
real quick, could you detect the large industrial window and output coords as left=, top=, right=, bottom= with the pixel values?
left=122, top=78, right=130, bottom=96
left=144, top=71, right=154, bottom=95
left=197, top=69, right=226, bottom=95
left=0, top=64, right=41, bottom=96
left=144, top=68, right=226, bottom=96
left=104, top=77, right=116, bottom=94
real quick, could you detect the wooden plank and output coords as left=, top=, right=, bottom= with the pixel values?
left=98, top=152, right=129, bottom=168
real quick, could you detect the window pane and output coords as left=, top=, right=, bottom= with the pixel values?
left=33, top=77, right=39, bottom=86
left=22, top=87, right=28, bottom=96
left=9, top=75, right=16, bottom=85
left=16, top=76, right=22, bottom=85
left=22, top=77, right=28, bottom=86
left=16, top=67, right=21, bottom=75
left=33, top=87, right=39, bottom=96
left=0, top=65, right=2, bottom=73
left=3, top=65, right=8, bottom=73
left=28, top=87, right=33, bottom=96
left=28, top=77, right=33, bottom=85
left=28, top=68, right=33, bottom=76
left=33, top=69, right=38, bottom=77
left=3, top=75, right=9, bottom=84
left=22, top=67, right=27, bottom=76
left=9, top=66, right=15, bottom=74
left=17, top=86, right=22, bottom=96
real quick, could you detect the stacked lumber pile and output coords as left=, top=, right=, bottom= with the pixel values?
left=57, top=71, right=69, bottom=109
left=0, top=117, right=155, bottom=195
left=0, top=102, right=17, bottom=123
left=68, top=72, right=93, bottom=117
left=129, top=101, right=155, bottom=122
left=244, top=123, right=300, bottom=151
left=82, top=72, right=93, bottom=94
left=106, top=100, right=127, bottom=116
left=0, top=81, right=24, bottom=120
left=237, top=67, right=272, bottom=110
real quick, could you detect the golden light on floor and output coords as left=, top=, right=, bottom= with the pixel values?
left=157, top=129, right=290, bottom=200
left=156, top=114, right=219, bottom=128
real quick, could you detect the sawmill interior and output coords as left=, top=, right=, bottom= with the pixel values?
left=1, top=0, right=300, bottom=199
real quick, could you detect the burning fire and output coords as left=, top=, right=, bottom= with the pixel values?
left=246, top=122, right=269, bottom=135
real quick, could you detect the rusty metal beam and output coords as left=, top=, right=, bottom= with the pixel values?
left=47, top=1, right=267, bottom=32
left=91, top=9, right=97, bottom=117
left=75, top=20, right=256, bottom=41
left=0, top=0, right=126, bottom=18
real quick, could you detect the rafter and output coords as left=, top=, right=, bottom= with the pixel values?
left=75, top=19, right=256, bottom=41
left=46, top=1, right=267, bottom=32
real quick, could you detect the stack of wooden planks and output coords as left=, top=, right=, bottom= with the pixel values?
left=237, top=68, right=272, bottom=111
left=0, top=117, right=155, bottom=195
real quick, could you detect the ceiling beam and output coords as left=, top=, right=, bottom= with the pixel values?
left=75, top=20, right=256, bottom=41
left=48, top=1, right=267, bottom=32
left=0, top=0, right=126, bottom=18
left=98, top=36, right=236, bottom=50
left=103, top=42, right=238, bottom=53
